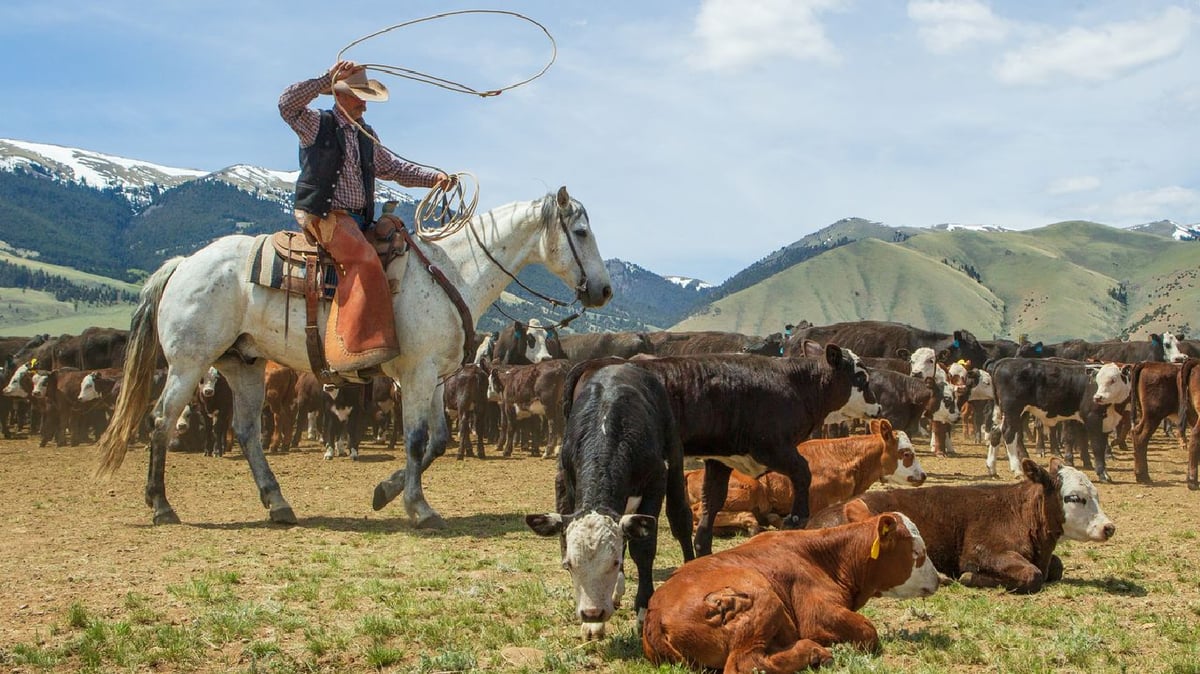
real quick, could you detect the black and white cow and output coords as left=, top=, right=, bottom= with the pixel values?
left=494, top=318, right=566, bottom=364
left=987, top=359, right=1132, bottom=483
left=525, top=363, right=695, bottom=640
left=562, top=346, right=882, bottom=556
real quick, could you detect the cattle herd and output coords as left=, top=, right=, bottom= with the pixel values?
left=2, top=319, right=1199, bottom=672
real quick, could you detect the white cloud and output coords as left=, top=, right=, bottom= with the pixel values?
left=995, top=6, right=1194, bottom=85
left=691, top=0, right=849, bottom=71
left=907, top=0, right=1008, bottom=54
left=1047, top=175, right=1101, bottom=195
left=1104, top=186, right=1200, bottom=221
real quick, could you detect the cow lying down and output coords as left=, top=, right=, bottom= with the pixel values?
left=642, top=512, right=939, bottom=673
left=685, top=419, right=927, bottom=535
left=808, top=458, right=1115, bottom=593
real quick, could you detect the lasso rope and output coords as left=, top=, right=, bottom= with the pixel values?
left=331, top=10, right=557, bottom=241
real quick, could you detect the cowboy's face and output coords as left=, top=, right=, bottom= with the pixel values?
left=334, top=91, right=366, bottom=120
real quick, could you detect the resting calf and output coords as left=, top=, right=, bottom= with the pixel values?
left=809, top=458, right=1115, bottom=593
left=642, top=512, right=938, bottom=673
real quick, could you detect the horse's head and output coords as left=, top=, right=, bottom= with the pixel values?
left=543, top=186, right=612, bottom=308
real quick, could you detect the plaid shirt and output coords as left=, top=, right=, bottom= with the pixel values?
left=279, top=73, right=440, bottom=212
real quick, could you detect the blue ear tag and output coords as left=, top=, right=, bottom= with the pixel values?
left=952, top=339, right=960, bottom=348
left=1035, top=344, right=1043, bottom=354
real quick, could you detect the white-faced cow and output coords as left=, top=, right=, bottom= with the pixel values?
left=987, top=359, right=1132, bottom=482
left=494, top=318, right=565, bottom=364
left=809, top=458, right=1115, bottom=594
left=642, top=512, right=938, bottom=673
left=525, top=363, right=695, bottom=640
left=563, top=346, right=881, bottom=556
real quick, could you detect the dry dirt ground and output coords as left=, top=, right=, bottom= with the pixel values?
left=0, top=424, right=1197, bottom=671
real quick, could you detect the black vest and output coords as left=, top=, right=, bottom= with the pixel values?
left=293, top=110, right=376, bottom=224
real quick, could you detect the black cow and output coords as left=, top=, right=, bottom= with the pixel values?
left=196, top=367, right=234, bottom=457
left=562, top=347, right=881, bottom=556
left=525, top=363, right=695, bottom=640
left=858, top=368, right=960, bottom=442
left=785, top=320, right=988, bottom=368
left=987, top=358, right=1133, bottom=483
left=321, top=383, right=369, bottom=460
left=1020, top=335, right=1169, bottom=362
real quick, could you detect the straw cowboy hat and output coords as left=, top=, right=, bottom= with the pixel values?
left=325, top=68, right=390, bottom=102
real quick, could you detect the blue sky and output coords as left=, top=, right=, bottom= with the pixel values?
left=2, top=1, right=1198, bottom=283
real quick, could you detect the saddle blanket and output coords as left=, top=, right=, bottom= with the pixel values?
left=246, top=234, right=337, bottom=299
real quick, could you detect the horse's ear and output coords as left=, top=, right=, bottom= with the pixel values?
left=556, top=186, right=570, bottom=208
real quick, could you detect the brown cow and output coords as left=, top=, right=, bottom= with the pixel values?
left=685, top=420, right=926, bottom=535
left=1129, top=361, right=1184, bottom=483
left=808, top=458, right=1116, bottom=593
left=490, top=360, right=573, bottom=459
left=641, top=512, right=938, bottom=673
left=262, top=362, right=299, bottom=453
left=443, top=363, right=487, bottom=460
left=646, top=330, right=774, bottom=356
left=557, top=331, right=655, bottom=362
left=1180, top=359, right=1200, bottom=490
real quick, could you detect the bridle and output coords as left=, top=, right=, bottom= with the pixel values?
left=467, top=198, right=591, bottom=331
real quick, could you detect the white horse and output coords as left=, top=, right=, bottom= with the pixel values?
left=97, top=186, right=612, bottom=528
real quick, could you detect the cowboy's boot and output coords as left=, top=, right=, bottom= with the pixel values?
left=320, top=218, right=400, bottom=373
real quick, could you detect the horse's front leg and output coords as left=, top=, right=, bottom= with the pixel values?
left=372, top=370, right=448, bottom=529
left=223, top=362, right=295, bottom=524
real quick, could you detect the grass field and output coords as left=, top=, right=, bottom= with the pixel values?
left=0, top=425, right=1198, bottom=673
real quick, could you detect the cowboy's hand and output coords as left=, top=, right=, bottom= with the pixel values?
left=433, top=173, right=455, bottom=190
left=329, top=60, right=363, bottom=82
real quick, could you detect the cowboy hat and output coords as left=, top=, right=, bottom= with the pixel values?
left=325, top=69, right=390, bottom=102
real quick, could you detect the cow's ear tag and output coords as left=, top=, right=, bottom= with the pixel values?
left=871, top=522, right=890, bottom=560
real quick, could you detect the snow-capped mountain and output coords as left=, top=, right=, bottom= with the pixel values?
left=929, top=223, right=1012, bottom=233
left=665, top=275, right=714, bottom=291
left=0, top=138, right=417, bottom=213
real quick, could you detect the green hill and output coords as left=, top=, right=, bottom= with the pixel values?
left=675, top=221, right=1197, bottom=341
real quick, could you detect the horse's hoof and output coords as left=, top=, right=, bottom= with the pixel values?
left=153, top=510, right=181, bottom=526
left=372, top=481, right=400, bottom=511
left=270, top=507, right=297, bottom=525
left=415, top=513, right=447, bottom=530
left=1135, top=473, right=1152, bottom=485
left=1187, top=480, right=1198, bottom=491
left=1097, top=471, right=1114, bottom=484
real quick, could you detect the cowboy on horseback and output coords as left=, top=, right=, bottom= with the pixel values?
left=279, top=60, right=450, bottom=379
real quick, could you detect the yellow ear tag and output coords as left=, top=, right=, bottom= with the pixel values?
left=870, top=522, right=890, bottom=560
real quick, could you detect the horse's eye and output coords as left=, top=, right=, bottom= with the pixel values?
left=574, top=228, right=588, bottom=239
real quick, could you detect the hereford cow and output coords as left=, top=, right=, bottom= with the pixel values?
left=526, top=363, right=695, bottom=640
left=641, top=512, right=939, bottom=673
left=491, top=359, right=573, bottom=459
left=857, top=368, right=959, bottom=444
left=494, top=318, right=566, bottom=364
left=785, top=320, right=988, bottom=367
left=563, top=346, right=881, bottom=556
left=557, top=331, right=656, bottom=362
left=1179, top=359, right=1200, bottom=490
left=809, top=458, right=1115, bottom=593
left=686, top=419, right=926, bottom=535
left=948, top=360, right=994, bottom=443
left=988, top=359, right=1132, bottom=482
left=1128, top=361, right=1185, bottom=484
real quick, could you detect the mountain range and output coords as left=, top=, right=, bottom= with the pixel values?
left=0, top=139, right=1196, bottom=341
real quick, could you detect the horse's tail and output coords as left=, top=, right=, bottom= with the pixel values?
left=96, top=257, right=182, bottom=478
